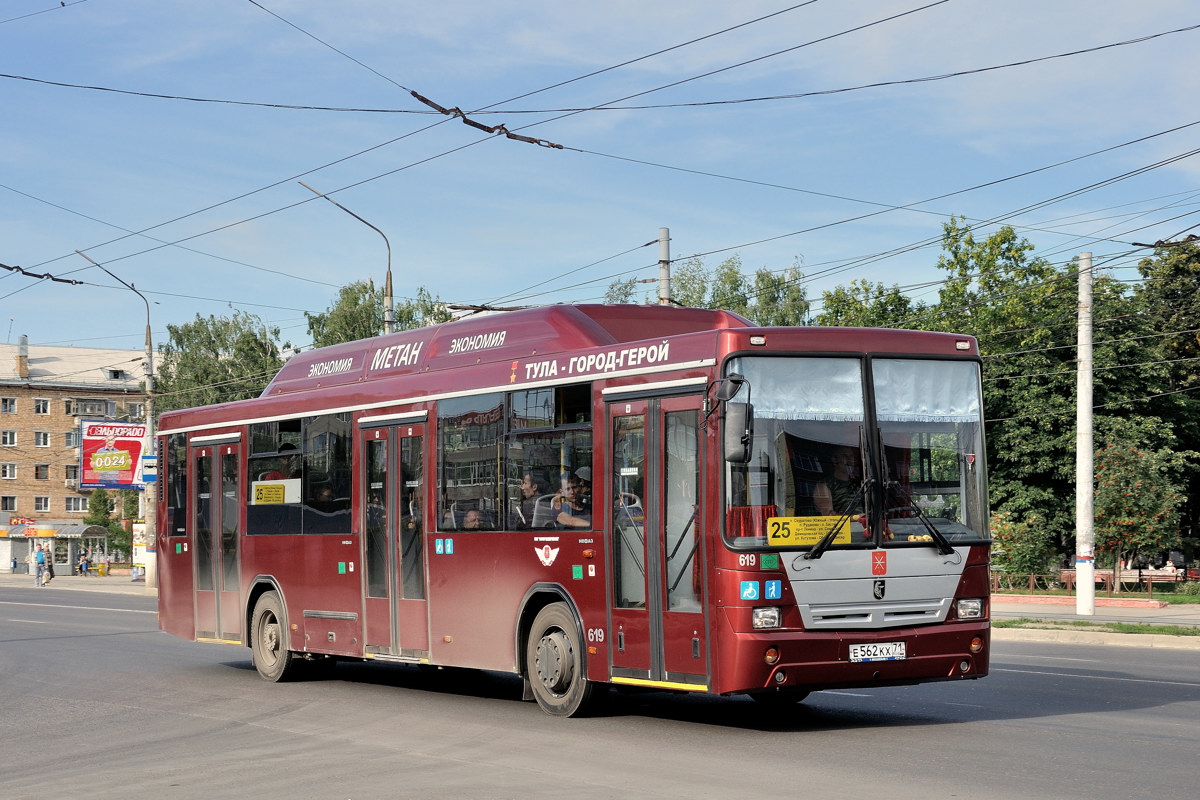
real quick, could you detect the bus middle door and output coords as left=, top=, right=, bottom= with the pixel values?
left=608, top=396, right=708, bottom=693
left=193, top=442, right=242, bottom=643
left=362, top=424, right=429, bottom=660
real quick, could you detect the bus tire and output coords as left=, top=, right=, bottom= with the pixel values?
left=526, top=602, right=596, bottom=717
left=251, top=591, right=300, bottom=682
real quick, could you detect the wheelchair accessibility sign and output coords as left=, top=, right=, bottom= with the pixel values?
left=741, top=580, right=782, bottom=602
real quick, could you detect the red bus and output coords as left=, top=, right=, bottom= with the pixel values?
left=156, top=304, right=991, bottom=716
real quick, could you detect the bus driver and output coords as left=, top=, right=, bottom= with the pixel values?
left=813, top=446, right=862, bottom=517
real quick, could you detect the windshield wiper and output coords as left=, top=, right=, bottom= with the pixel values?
left=804, top=479, right=870, bottom=560
left=887, top=482, right=954, bottom=555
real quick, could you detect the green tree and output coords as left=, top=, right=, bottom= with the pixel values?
left=604, top=276, right=639, bottom=304
left=924, top=219, right=1082, bottom=546
left=816, top=279, right=919, bottom=327
left=606, top=255, right=810, bottom=325
left=156, top=311, right=290, bottom=414
left=393, top=286, right=452, bottom=330
left=1094, top=442, right=1186, bottom=571
left=307, top=281, right=455, bottom=348
left=989, top=511, right=1056, bottom=576
left=1133, top=241, right=1200, bottom=546
left=306, top=280, right=384, bottom=347
left=709, top=256, right=751, bottom=316
left=1135, top=240, right=1200, bottom=393
left=670, top=257, right=710, bottom=308
left=84, top=487, right=130, bottom=557
left=83, top=486, right=113, bottom=527
left=746, top=263, right=809, bottom=326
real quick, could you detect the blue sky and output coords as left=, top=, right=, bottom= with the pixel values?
left=3, top=0, right=1199, bottom=351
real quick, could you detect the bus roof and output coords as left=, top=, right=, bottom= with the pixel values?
left=262, top=304, right=754, bottom=397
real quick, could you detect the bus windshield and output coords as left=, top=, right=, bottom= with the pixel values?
left=873, top=358, right=989, bottom=545
left=723, top=355, right=989, bottom=549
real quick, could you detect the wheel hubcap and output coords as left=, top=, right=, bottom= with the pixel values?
left=535, top=630, right=573, bottom=694
left=261, top=617, right=280, bottom=662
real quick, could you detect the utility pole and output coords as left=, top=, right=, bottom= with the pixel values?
left=142, top=319, right=157, bottom=590
left=657, top=227, right=671, bottom=305
left=1075, top=252, right=1095, bottom=615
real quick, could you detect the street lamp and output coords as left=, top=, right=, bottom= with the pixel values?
left=75, top=250, right=157, bottom=589
left=298, top=181, right=395, bottom=335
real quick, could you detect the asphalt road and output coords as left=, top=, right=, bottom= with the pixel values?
left=2, top=585, right=1196, bottom=800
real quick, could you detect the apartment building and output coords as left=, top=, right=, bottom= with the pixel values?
left=1, top=335, right=147, bottom=573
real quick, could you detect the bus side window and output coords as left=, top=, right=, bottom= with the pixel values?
left=437, top=394, right=503, bottom=532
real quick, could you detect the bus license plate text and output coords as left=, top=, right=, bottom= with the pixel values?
left=849, top=641, right=906, bottom=662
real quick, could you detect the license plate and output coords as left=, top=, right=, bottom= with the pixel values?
left=848, top=641, right=907, bottom=662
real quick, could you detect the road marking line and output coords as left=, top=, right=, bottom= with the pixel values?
left=0, top=601, right=155, bottom=615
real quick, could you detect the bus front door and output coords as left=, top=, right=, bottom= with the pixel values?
left=362, top=424, right=429, bottom=659
left=193, top=443, right=242, bottom=642
left=608, top=396, right=708, bottom=692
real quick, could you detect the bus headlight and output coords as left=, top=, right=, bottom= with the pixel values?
left=956, top=598, right=984, bottom=619
left=752, top=607, right=782, bottom=629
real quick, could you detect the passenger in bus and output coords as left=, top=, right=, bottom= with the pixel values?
left=553, top=475, right=592, bottom=529
left=365, top=490, right=387, bottom=539
left=813, top=446, right=862, bottom=516
left=462, top=508, right=491, bottom=530
left=312, top=485, right=345, bottom=512
left=573, top=467, right=593, bottom=515
left=262, top=443, right=301, bottom=480
left=514, top=470, right=549, bottom=529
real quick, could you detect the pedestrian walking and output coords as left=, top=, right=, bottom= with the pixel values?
left=31, top=544, right=46, bottom=587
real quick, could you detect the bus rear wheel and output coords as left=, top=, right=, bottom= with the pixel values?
left=251, top=591, right=299, bottom=682
left=526, top=602, right=597, bottom=717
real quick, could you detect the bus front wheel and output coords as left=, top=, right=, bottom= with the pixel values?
left=251, top=591, right=299, bottom=682
left=526, top=602, right=597, bottom=717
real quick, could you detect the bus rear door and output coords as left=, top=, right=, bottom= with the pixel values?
left=193, top=441, right=242, bottom=643
left=361, top=423, right=429, bottom=660
left=608, top=395, right=708, bottom=692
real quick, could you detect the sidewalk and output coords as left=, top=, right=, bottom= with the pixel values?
left=992, top=592, right=1200, bottom=650
left=993, top=593, right=1200, bottom=626
left=0, top=571, right=157, bottom=596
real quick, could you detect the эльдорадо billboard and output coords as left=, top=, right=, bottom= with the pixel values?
left=80, top=420, right=147, bottom=489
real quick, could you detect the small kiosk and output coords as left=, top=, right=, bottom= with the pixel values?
left=2, top=523, right=110, bottom=574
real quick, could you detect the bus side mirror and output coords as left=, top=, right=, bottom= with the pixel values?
left=724, top=402, right=753, bottom=464
left=715, top=374, right=744, bottom=403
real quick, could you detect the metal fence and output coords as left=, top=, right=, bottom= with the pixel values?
left=992, top=569, right=1189, bottom=599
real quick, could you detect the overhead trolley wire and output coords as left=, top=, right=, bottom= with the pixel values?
left=5, top=2, right=847, bottom=308
left=10, top=19, right=1198, bottom=118
left=11, top=2, right=1191, bottom=324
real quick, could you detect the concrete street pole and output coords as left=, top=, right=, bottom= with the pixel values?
left=1075, top=252, right=1095, bottom=615
left=142, top=319, right=157, bottom=590
left=657, top=228, right=671, bottom=305
left=298, top=181, right=394, bottom=334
